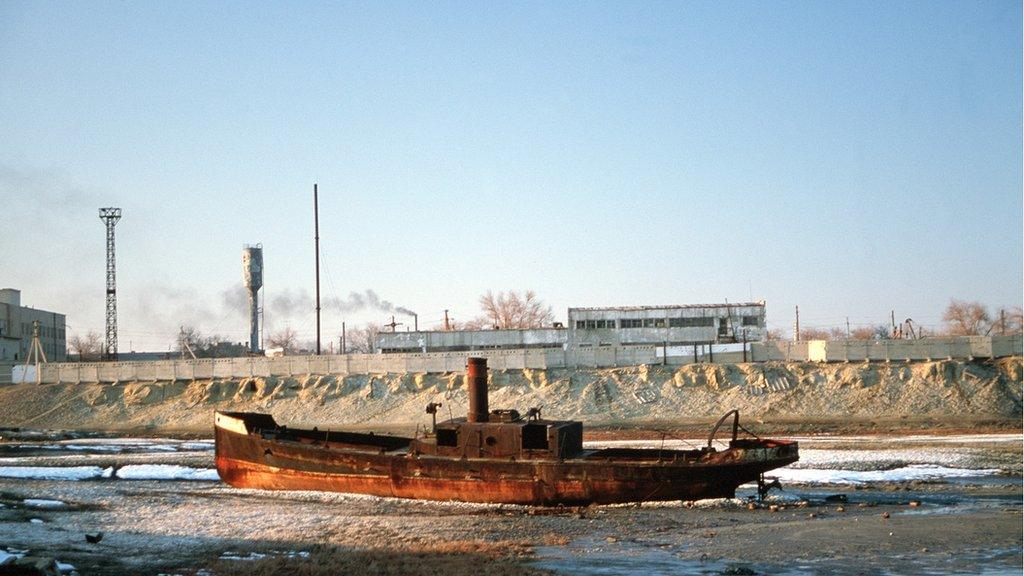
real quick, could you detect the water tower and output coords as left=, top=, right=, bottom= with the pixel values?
left=242, top=244, right=263, bottom=354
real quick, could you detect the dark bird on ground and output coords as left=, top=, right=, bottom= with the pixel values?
left=85, top=532, right=103, bottom=544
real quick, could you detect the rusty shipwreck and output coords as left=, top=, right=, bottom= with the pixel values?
left=215, top=357, right=798, bottom=505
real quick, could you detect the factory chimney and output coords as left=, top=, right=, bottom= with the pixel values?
left=242, top=244, right=264, bottom=354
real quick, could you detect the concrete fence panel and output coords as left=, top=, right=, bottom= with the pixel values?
left=992, top=335, right=1023, bottom=357
left=135, top=362, right=157, bottom=381
left=969, top=336, right=993, bottom=359
left=17, top=336, right=1023, bottom=385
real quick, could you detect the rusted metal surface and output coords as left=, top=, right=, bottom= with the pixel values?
left=215, top=357, right=799, bottom=505
left=466, top=357, right=489, bottom=423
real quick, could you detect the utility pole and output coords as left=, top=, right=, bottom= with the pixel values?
left=846, top=317, right=850, bottom=338
left=1001, top=309, right=1006, bottom=335
left=341, top=321, right=347, bottom=354
left=794, top=305, right=800, bottom=341
left=444, top=310, right=451, bottom=331
left=313, top=183, right=321, bottom=355
left=23, top=320, right=47, bottom=384
left=384, top=315, right=403, bottom=332
left=99, top=208, right=121, bottom=360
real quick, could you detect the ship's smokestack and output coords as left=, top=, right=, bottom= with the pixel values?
left=466, top=357, right=488, bottom=423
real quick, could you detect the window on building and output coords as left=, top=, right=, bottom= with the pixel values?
left=669, top=317, right=715, bottom=327
left=620, top=319, right=643, bottom=328
left=742, top=316, right=760, bottom=326
left=642, top=318, right=666, bottom=328
left=576, top=320, right=587, bottom=329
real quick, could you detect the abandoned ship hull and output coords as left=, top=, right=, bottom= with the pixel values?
left=215, top=417, right=797, bottom=505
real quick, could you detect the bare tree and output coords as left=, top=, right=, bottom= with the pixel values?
left=993, top=306, right=1024, bottom=335
left=476, top=290, right=554, bottom=329
left=175, top=325, right=209, bottom=357
left=942, top=300, right=993, bottom=336
left=268, top=326, right=299, bottom=354
left=346, top=323, right=381, bottom=353
left=68, top=331, right=103, bottom=361
left=828, top=327, right=847, bottom=341
left=763, top=329, right=784, bottom=342
left=798, top=328, right=830, bottom=341
left=173, top=325, right=248, bottom=358
left=849, top=325, right=887, bottom=340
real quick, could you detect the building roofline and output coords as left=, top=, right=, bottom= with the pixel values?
left=378, top=327, right=567, bottom=337
left=569, top=302, right=765, bottom=312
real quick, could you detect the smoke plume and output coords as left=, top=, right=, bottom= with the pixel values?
left=326, top=289, right=416, bottom=316
left=259, top=288, right=415, bottom=319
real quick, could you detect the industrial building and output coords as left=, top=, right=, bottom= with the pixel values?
left=0, top=289, right=67, bottom=362
left=377, top=302, right=766, bottom=353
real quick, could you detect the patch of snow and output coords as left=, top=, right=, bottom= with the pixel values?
left=774, top=464, right=1003, bottom=485
left=0, top=466, right=105, bottom=480
left=24, top=498, right=67, bottom=508
left=181, top=441, right=215, bottom=451
left=64, top=444, right=124, bottom=452
left=791, top=447, right=988, bottom=471
left=56, top=561, right=75, bottom=572
left=115, top=465, right=220, bottom=481
left=0, top=549, right=26, bottom=563
left=220, top=551, right=268, bottom=561
left=29, top=518, right=44, bottom=524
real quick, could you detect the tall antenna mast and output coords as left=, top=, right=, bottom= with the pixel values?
left=99, top=207, right=121, bottom=360
left=314, top=183, right=322, bottom=355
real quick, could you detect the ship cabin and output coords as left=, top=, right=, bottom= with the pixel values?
left=410, top=410, right=583, bottom=460
left=409, top=357, right=584, bottom=461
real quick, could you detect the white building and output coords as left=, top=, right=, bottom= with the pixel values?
left=0, top=289, right=67, bottom=362
left=377, top=302, right=766, bottom=353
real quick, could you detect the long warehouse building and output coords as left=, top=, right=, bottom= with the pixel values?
left=377, top=302, right=766, bottom=353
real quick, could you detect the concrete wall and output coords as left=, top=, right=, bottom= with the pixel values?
left=15, top=336, right=1022, bottom=385
left=27, top=346, right=660, bottom=384
left=751, top=335, right=1023, bottom=363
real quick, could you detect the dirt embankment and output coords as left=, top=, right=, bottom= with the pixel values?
left=0, top=358, right=1019, bottom=433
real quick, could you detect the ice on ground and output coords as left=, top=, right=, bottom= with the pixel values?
left=0, top=465, right=218, bottom=481
left=0, top=549, right=26, bottom=563
left=781, top=433, right=1023, bottom=445
left=220, top=552, right=267, bottom=561
left=0, top=466, right=106, bottom=480
left=23, top=498, right=66, bottom=508
left=115, top=465, right=220, bottom=481
left=29, top=518, right=44, bottom=524
left=220, top=550, right=310, bottom=561
left=64, top=444, right=125, bottom=452
left=791, top=447, right=997, bottom=471
left=181, top=441, right=215, bottom=451
left=774, top=464, right=1003, bottom=485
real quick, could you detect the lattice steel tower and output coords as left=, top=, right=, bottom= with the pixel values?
left=99, top=208, right=122, bottom=360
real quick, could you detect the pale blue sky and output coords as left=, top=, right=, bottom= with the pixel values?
left=1, top=1, right=1021, bottom=350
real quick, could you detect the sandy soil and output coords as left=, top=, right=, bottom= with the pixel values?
left=0, top=358, right=1019, bottom=434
